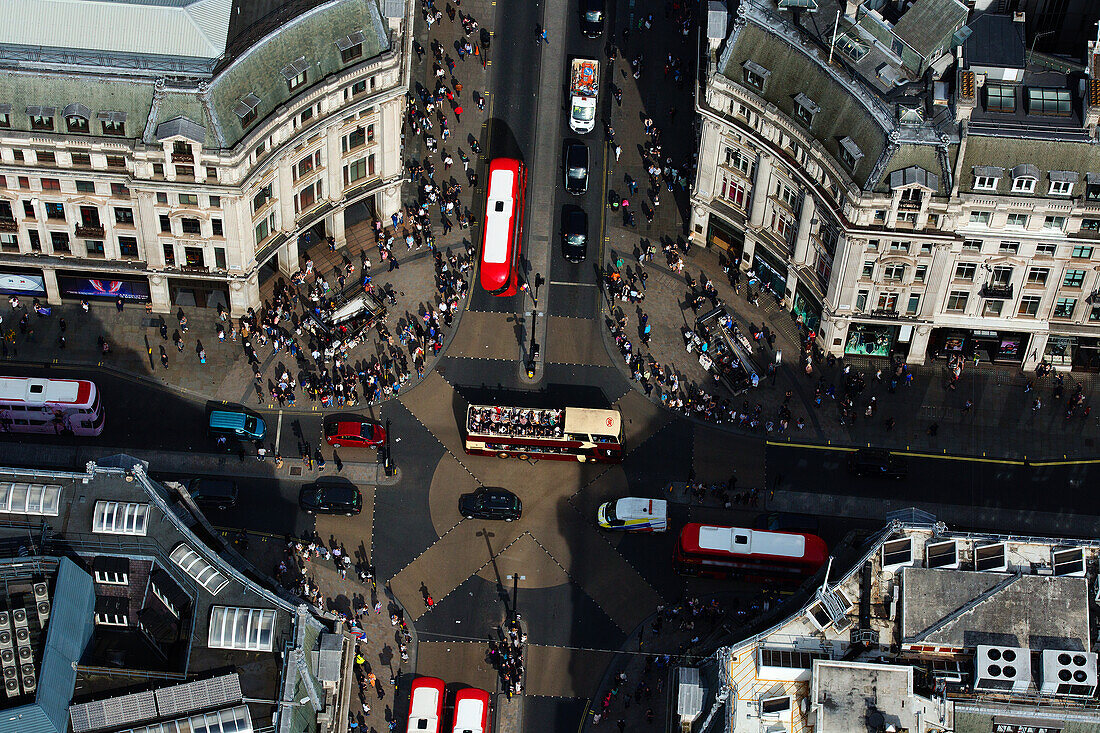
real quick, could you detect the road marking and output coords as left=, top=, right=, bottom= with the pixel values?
left=275, top=409, right=284, bottom=451
left=550, top=281, right=597, bottom=287
left=765, top=440, right=1029, bottom=465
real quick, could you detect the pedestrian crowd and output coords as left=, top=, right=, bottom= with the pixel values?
left=487, top=616, right=525, bottom=698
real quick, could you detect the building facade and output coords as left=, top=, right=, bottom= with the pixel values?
left=683, top=521, right=1100, bottom=733
left=694, top=0, right=1100, bottom=370
left=0, top=0, right=411, bottom=315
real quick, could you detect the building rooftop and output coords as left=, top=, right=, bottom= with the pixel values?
left=811, top=660, right=951, bottom=733
left=891, top=0, right=968, bottom=60
left=900, top=567, right=1090, bottom=651
left=0, top=458, right=345, bottom=733
left=702, top=523, right=1100, bottom=733
left=0, top=0, right=231, bottom=63
left=964, top=13, right=1025, bottom=70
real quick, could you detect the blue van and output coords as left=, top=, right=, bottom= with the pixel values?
left=208, top=410, right=266, bottom=440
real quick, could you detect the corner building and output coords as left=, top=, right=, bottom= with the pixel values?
left=694, top=0, right=1100, bottom=370
left=0, top=0, right=411, bottom=314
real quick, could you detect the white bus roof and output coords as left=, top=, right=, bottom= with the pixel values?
left=483, top=168, right=516, bottom=264
left=563, top=407, right=621, bottom=437
left=0, top=377, right=82, bottom=404
left=452, top=697, right=487, bottom=733
left=698, top=526, right=806, bottom=558
left=409, top=686, right=441, bottom=725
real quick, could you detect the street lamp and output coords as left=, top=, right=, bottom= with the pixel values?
left=382, top=418, right=394, bottom=476
left=525, top=273, right=543, bottom=378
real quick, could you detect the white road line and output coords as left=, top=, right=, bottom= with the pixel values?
left=550, top=281, right=598, bottom=287
left=275, top=409, right=284, bottom=451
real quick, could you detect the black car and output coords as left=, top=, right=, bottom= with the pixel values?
left=561, top=206, right=588, bottom=263
left=848, top=448, right=907, bottom=479
left=564, top=142, right=589, bottom=195
left=187, top=478, right=239, bottom=511
left=299, top=483, right=363, bottom=515
left=580, top=0, right=604, bottom=38
left=753, top=512, right=819, bottom=534
left=459, top=488, right=522, bottom=521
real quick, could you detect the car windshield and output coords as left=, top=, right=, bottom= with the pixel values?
left=568, top=167, right=586, bottom=178
left=567, top=233, right=586, bottom=246
left=320, top=486, right=357, bottom=505
left=245, top=417, right=257, bottom=433
left=573, top=104, right=595, bottom=120
left=585, top=10, right=602, bottom=21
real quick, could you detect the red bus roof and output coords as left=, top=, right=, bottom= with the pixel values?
left=480, top=158, right=524, bottom=294
left=452, top=687, right=491, bottom=733
left=408, top=677, right=445, bottom=733
left=678, top=523, right=828, bottom=565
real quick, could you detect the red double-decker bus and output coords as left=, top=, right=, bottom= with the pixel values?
left=479, top=158, right=527, bottom=296
left=674, top=524, right=828, bottom=582
left=463, top=403, right=622, bottom=463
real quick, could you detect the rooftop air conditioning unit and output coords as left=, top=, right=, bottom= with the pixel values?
left=975, top=645, right=1032, bottom=693
left=1041, top=650, right=1098, bottom=697
left=32, top=584, right=46, bottom=604
left=12, top=609, right=27, bottom=631
left=14, top=628, right=28, bottom=646
left=19, top=664, right=35, bottom=695
left=36, top=600, right=48, bottom=628
left=0, top=612, right=11, bottom=634
left=3, top=675, right=18, bottom=698
left=0, top=631, right=11, bottom=654
left=0, top=649, right=12, bottom=667
left=16, top=646, right=30, bottom=663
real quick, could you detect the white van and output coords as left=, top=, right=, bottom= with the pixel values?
left=596, top=498, right=668, bottom=532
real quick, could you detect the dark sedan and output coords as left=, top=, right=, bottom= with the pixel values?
left=459, top=488, right=522, bottom=521
left=580, top=0, right=604, bottom=38
left=561, top=206, right=588, bottom=263
left=848, top=448, right=908, bottom=479
left=564, top=142, right=589, bottom=195
left=299, top=483, right=363, bottom=515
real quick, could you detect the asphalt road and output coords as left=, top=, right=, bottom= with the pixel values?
left=766, top=442, right=1100, bottom=535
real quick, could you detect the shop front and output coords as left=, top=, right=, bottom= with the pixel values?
left=169, top=277, right=229, bottom=310
left=844, top=322, right=899, bottom=358
left=929, top=328, right=1028, bottom=363
left=58, top=272, right=150, bottom=302
left=0, top=268, right=47, bottom=298
left=707, top=216, right=744, bottom=261
left=792, top=284, right=821, bottom=331
left=750, top=246, right=788, bottom=299
left=1045, top=335, right=1100, bottom=372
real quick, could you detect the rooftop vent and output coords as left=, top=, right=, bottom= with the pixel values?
left=974, top=543, right=1007, bottom=572
left=1041, top=649, right=1097, bottom=697
left=926, top=540, right=959, bottom=569
left=975, top=645, right=1032, bottom=693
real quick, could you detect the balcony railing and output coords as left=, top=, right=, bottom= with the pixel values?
left=75, top=224, right=104, bottom=238
left=0, top=219, right=16, bottom=233
left=870, top=308, right=899, bottom=318
left=171, top=151, right=194, bottom=163
left=981, top=283, right=1014, bottom=299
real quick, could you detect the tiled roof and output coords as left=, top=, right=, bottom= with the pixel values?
left=720, top=21, right=888, bottom=189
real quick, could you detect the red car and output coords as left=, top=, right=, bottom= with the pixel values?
left=324, top=418, right=386, bottom=448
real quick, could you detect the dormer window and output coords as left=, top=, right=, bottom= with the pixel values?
left=1087, top=173, right=1100, bottom=201
left=234, top=93, right=262, bottom=129
left=282, top=57, right=310, bottom=92
left=63, top=104, right=91, bottom=133
left=1010, top=164, right=1039, bottom=194
left=742, top=60, right=770, bottom=91
left=793, top=93, right=819, bottom=126
left=971, top=166, right=1003, bottom=191
left=26, top=106, right=55, bottom=131
left=337, top=31, right=366, bottom=63
left=1048, top=171, right=1077, bottom=196
left=98, top=111, right=126, bottom=137
left=838, top=136, right=863, bottom=170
